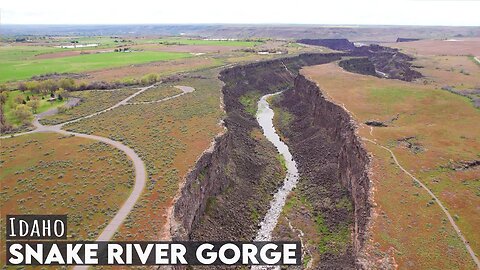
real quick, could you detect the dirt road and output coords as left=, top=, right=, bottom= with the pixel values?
left=363, top=138, right=480, bottom=269
left=1, top=84, right=196, bottom=246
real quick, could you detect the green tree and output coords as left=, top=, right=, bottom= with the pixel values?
left=14, top=95, right=25, bottom=104
left=26, top=81, right=40, bottom=94
left=59, top=78, right=75, bottom=91
left=13, top=104, right=33, bottom=124
left=27, top=99, right=40, bottom=113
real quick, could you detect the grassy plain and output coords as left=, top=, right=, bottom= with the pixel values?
left=0, top=50, right=192, bottom=82
left=63, top=69, right=224, bottom=240
left=129, top=85, right=183, bottom=103
left=39, top=88, right=138, bottom=125
left=302, top=62, right=479, bottom=269
left=385, top=39, right=480, bottom=90
left=0, top=132, right=134, bottom=264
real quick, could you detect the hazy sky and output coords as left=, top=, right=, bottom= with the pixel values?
left=1, top=0, right=479, bottom=26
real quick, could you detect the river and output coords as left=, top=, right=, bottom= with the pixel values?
left=254, top=92, right=300, bottom=242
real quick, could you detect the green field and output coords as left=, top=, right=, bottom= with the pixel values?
left=0, top=50, right=192, bottom=82
left=0, top=46, right=62, bottom=61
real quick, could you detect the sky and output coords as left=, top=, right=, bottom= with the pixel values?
left=1, top=0, right=479, bottom=26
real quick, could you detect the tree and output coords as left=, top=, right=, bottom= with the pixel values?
left=40, top=79, right=58, bottom=93
left=140, top=73, right=158, bottom=85
left=55, top=88, right=67, bottom=99
left=13, top=104, right=33, bottom=124
left=14, top=95, right=25, bottom=104
left=18, top=82, right=27, bottom=92
left=26, top=81, right=40, bottom=94
left=27, top=100, right=40, bottom=113
left=59, top=78, right=75, bottom=91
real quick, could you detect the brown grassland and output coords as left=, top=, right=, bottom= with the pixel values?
left=302, top=61, right=479, bottom=269
left=0, top=132, right=134, bottom=264
left=386, top=39, right=480, bottom=90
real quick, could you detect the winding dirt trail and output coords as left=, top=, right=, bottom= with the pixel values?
left=1, top=84, right=196, bottom=246
left=363, top=138, right=480, bottom=269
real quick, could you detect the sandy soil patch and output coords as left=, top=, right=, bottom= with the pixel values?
left=384, top=38, right=480, bottom=56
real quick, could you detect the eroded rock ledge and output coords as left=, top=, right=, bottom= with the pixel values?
left=278, top=74, right=371, bottom=268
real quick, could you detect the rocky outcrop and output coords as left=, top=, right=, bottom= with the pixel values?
left=396, top=37, right=420, bottom=42
left=339, top=58, right=377, bottom=77
left=297, top=38, right=356, bottom=51
left=352, top=44, right=423, bottom=81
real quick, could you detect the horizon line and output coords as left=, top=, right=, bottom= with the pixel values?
left=1, top=23, right=480, bottom=27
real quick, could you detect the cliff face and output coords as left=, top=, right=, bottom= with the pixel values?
left=170, top=53, right=371, bottom=268
left=339, top=57, right=377, bottom=77
left=352, top=44, right=423, bottom=81
left=287, top=75, right=371, bottom=253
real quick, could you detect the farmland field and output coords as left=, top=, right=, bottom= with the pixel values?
left=0, top=50, right=192, bottom=82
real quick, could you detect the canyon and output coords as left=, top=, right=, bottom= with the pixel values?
left=170, top=52, right=373, bottom=268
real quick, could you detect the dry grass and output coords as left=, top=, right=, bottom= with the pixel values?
left=302, top=62, right=480, bottom=269
left=385, top=38, right=480, bottom=56
left=129, top=84, right=183, bottom=103
left=39, top=88, right=138, bottom=125
left=416, top=55, right=480, bottom=90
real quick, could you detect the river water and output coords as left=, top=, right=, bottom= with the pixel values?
left=254, top=92, right=300, bottom=242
